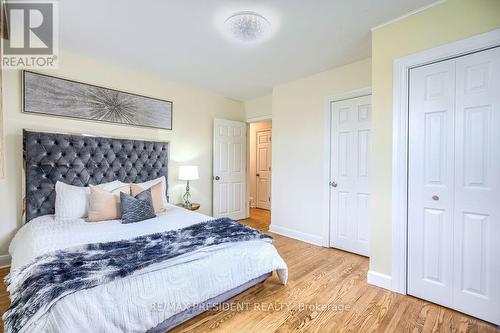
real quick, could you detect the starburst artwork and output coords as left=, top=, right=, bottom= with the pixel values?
left=23, top=71, right=173, bottom=130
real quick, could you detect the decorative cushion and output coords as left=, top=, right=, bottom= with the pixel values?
left=55, top=180, right=126, bottom=220
left=88, top=184, right=130, bottom=222
left=130, top=183, right=166, bottom=213
left=135, top=176, right=168, bottom=208
left=120, top=189, right=156, bottom=224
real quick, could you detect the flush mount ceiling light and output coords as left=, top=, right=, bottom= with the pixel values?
left=224, top=11, right=271, bottom=43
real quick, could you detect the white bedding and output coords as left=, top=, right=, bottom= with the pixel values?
left=8, top=205, right=288, bottom=333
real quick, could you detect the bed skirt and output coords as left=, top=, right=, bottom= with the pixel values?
left=147, top=272, right=272, bottom=332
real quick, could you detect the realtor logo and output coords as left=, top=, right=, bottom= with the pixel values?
left=1, top=1, right=58, bottom=69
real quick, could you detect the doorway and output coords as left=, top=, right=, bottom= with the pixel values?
left=391, top=29, right=500, bottom=326
left=248, top=120, right=272, bottom=229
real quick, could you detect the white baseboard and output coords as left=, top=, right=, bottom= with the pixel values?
left=367, top=270, right=392, bottom=291
left=269, top=224, right=323, bottom=246
left=0, top=254, right=11, bottom=268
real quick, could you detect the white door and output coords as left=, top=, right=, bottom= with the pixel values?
left=213, top=119, right=247, bottom=220
left=408, top=47, right=500, bottom=325
left=408, top=59, right=456, bottom=307
left=329, top=95, right=371, bottom=256
left=256, top=130, right=271, bottom=210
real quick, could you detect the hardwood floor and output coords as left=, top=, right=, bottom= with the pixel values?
left=170, top=233, right=499, bottom=332
left=0, top=267, right=9, bottom=333
left=0, top=210, right=497, bottom=332
left=241, top=208, right=271, bottom=232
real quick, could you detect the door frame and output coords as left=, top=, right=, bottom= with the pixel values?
left=391, top=28, right=500, bottom=294
left=246, top=115, right=272, bottom=218
left=255, top=128, right=272, bottom=210
left=324, top=87, right=372, bottom=248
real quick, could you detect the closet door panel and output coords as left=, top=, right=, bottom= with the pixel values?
left=408, top=59, right=455, bottom=306
left=453, top=47, right=500, bottom=325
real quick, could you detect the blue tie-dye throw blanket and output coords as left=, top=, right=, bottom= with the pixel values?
left=3, top=218, right=271, bottom=333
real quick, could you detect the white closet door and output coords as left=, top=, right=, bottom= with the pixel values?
left=453, top=47, right=500, bottom=324
left=329, top=95, right=371, bottom=256
left=408, top=46, right=500, bottom=325
left=213, top=119, right=247, bottom=220
left=408, top=59, right=456, bottom=307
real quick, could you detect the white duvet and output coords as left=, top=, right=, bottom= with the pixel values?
left=8, top=205, right=288, bottom=333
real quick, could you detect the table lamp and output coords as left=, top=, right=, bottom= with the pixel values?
left=179, top=166, right=199, bottom=208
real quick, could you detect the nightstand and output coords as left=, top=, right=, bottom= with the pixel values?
left=176, top=203, right=200, bottom=211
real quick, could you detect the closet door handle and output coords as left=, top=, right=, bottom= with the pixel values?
left=432, top=195, right=439, bottom=201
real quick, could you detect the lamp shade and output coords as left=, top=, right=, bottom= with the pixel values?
left=179, top=165, right=199, bottom=181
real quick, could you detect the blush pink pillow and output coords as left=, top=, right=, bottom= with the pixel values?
left=87, top=185, right=130, bottom=222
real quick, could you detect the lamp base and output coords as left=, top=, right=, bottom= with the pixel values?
left=183, top=180, right=192, bottom=208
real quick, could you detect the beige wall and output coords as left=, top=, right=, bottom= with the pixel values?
left=244, top=94, right=272, bottom=120
left=0, top=50, right=244, bottom=256
left=0, top=67, right=3, bottom=179
left=271, top=58, right=371, bottom=243
left=371, top=0, right=500, bottom=275
left=248, top=120, right=272, bottom=207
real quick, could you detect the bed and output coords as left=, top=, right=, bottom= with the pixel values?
left=4, top=130, right=287, bottom=333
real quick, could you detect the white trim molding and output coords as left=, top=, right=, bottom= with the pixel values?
left=371, top=0, right=446, bottom=32
left=326, top=87, right=371, bottom=103
left=246, top=115, right=272, bottom=123
left=391, top=28, right=500, bottom=294
left=323, top=87, right=372, bottom=248
left=367, top=270, right=392, bottom=291
left=0, top=254, right=11, bottom=268
left=269, top=224, right=323, bottom=246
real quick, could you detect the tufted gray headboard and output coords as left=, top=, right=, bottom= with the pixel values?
left=23, top=130, right=169, bottom=222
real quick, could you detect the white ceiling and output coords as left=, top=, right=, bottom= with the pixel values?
left=59, top=0, right=437, bottom=101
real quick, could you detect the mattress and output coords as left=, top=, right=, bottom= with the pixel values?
left=7, top=205, right=288, bottom=332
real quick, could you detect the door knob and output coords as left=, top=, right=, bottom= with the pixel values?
left=330, top=181, right=338, bottom=188
left=256, top=173, right=260, bottom=177
left=432, top=195, right=439, bottom=201
left=214, top=176, right=220, bottom=181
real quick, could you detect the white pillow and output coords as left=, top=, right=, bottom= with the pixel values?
left=54, top=182, right=90, bottom=220
left=54, top=180, right=128, bottom=220
left=97, top=180, right=128, bottom=192
left=134, top=176, right=168, bottom=208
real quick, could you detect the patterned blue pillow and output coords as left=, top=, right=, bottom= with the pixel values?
left=120, top=188, right=156, bottom=224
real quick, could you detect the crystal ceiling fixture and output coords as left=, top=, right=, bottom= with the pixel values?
left=224, top=11, right=271, bottom=43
